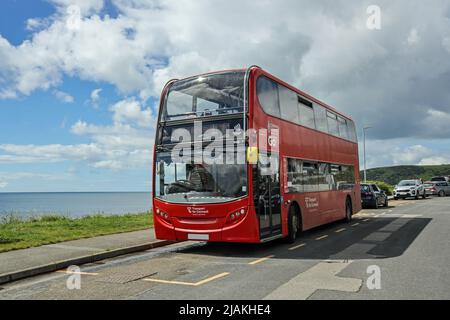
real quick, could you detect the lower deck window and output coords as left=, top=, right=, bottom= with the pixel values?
left=286, top=158, right=355, bottom=193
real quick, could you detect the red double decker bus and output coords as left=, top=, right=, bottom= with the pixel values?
left=152, top=66, right=361, bottom=243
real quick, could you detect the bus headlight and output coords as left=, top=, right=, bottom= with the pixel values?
left=155, top=209, right=171, bottom=222
left=226, top=208, right=247, bottom=225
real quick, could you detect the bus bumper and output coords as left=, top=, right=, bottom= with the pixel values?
left=154, top=211, right=260, bottom=243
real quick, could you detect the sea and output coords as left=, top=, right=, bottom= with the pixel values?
left=0, top=192, right=152, bottom=220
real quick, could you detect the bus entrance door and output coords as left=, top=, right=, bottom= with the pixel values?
left=254, top=153, right=282, bottom=240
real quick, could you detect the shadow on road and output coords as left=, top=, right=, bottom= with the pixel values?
left=178, top=216, right=431, bottom=261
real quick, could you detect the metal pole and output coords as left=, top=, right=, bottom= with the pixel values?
left=363, top=128, right=367, bottom=183
left=363, top=126, right=372, bottom=183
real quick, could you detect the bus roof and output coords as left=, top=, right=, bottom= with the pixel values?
left=168, top=67, right=354, bottom=123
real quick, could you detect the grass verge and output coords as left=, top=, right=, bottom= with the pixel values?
left=0, top=212, right=153, bottom=253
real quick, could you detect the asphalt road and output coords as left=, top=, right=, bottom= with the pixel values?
left=1, top=197, right=449, bottom=300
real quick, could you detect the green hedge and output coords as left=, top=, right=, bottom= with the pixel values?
left=366, top=180, right=395, bottom=196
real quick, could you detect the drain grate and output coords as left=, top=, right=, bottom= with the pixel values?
left=96, top=271, right=158, bottom=284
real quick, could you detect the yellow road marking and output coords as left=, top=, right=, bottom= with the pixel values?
left=56, top=270, right=99, bottom=276
left=335, top=228, right=346, bottom=233
left=351, top=223, right=360, bottom=227
left=288, top=243, right=306, bottom=251
left=142, top=272, right=230, bottom=286
left=248, top=255, right=274, bottom=265
left=315, top=235, right=328, bottom=240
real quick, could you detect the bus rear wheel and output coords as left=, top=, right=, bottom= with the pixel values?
left=285, top=206, right=299, bottom=244
left=345, top=199, right=353, bottom=222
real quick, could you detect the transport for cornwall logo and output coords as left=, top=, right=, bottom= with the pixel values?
left=187, top=207, right=209, bottom=215
left=305, top=197, right=319, bottom=209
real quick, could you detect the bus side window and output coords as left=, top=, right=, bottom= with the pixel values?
left=337, top=116, right=349, bottom=140
left=279, top=85, right=299, bottom=123
left=347, top=120, right=358, bottom=142
left=318, top=163, right=331, bottom=191
left=303, top=162, right=318, bottom=192
left=314, top=104, right=328, bottom=133
left=327, top=112, right=339, bottom=137
left=256, top=76, right=280, bottom=118
left=330, top=164, right=340, bottom=190
left=298, top=96, right=316, bottom=130
left=287, top=158, right=303, bottom=193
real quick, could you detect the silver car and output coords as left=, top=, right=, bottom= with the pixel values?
left=424, top=181, right=450, bottom=197
left=394, top=179, right=426, bottom=200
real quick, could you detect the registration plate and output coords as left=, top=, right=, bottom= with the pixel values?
left=188, top=234, right=210, bottom=241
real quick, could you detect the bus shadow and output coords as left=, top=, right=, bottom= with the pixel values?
left=178, top=217, right=431, bottom=261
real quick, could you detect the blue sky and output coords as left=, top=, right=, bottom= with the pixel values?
left=1, top=0, right=450, bottom=192
left=0, top=0, right=155, bottom=192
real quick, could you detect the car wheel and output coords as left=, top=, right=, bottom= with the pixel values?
left=285, top=206, right=298, bottom=244
left=384, top=198, right=389, bottom=207
left=439, top=190, right=445, bottom=197
left=373, top=199, right=379, bottom=209
left=394, top=197, right=398, bottom=200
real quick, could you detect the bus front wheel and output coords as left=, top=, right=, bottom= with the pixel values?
left=285, top=206, right=299, bottom=244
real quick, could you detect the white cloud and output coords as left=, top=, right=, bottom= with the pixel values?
left=392, top=145, right=431, bottom=165
left=0, top=97, right=155, bottom=170
left=443, top=37, right=450, bottom=53
left=50, top=0, right=105, bottom=16
left=407, top=28, right=420, bottom=46
left=90, top=88, right=102, bottom=108
left=26, top=17, right=52, bottom=32
left=53, top=90, right=75, bottom=103
left=91, top=160, right=123, bottom=170
left=0, top=172, right=63, bottom=189
left=1, top=0, right=450, bottom=173
left=419, top=156, right=450, bottom=166
left=110, top=98, right=154, bottom=128
left=421, top=109, right=450, bottom=138
left=363, top=139, right=450, bottom=168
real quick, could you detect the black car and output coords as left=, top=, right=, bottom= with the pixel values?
left=361, top=183, right=388, bottom=209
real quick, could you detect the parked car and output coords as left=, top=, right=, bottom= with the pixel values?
left=361, top=183, right=388, bottom=209
left=424, top=181, right=450, bottom=197
left=393, top=179, right=426, bottom=200
left=430, top=176, right=450, bottom=182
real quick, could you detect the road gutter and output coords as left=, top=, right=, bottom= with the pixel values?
left=0, top=240, right=176, bottom=285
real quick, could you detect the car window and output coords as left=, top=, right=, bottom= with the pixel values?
left=371, top=184, right=380, bottom=192
left=398, top=180, right=415, bottom=186
left=361, top=185, right=371, bottom=193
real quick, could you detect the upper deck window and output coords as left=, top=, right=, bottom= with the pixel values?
left=298, top=97, right=316, bottom=129
left=163, top=71, right=245, bottom=121
left=256, top=75, right=357, bottom=143
left=337, top=116, right=349, bottom=140
left=314, top=104, right=329, bottom=133
left=279, top=85, right=299, bottom=123
left=327, top=111, right=340, bottom=136
left=256, top=76, right=280, bottom=117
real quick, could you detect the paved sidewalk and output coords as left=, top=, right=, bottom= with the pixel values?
left=0, top=228, right=173, bottom=284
